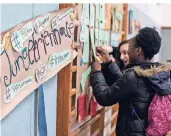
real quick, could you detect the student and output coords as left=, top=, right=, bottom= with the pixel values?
left=91, top=27, right=171, bottom=136
left=101, top=40, right=130, bottom=86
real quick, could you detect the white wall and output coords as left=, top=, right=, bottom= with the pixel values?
left=132, top=3, right=171, bottom=27
left=161, top=29, right=171, bottom=62
left=128, top=4, right=162, bottom=62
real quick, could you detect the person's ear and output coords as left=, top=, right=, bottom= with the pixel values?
left=136, top=47, right=142, bottom=56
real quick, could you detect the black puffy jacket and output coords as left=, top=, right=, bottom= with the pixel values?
left=91, top=61, right=171, bottom=136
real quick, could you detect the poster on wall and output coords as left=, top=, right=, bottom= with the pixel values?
left=128, top=10, right=134, bottom=34
left=0, top=6, right=78, bottom=120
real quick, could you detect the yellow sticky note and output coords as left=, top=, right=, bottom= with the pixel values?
left=3, top=32, right=11, bottom=50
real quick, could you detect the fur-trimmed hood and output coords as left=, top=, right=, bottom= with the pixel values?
left=134, top=62, right=171, bottom=96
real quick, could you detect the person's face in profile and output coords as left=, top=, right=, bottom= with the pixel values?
left=119, top=43, right=129, bottom=66
left=128, top=37, right=142, bottom=64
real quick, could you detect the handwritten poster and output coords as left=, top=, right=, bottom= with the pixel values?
left=0, top=7, right=78, bottom=119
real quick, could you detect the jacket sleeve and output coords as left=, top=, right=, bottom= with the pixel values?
left=91, top=70, right=137, bottom=106
left=102, top=61, right=123, bottom=85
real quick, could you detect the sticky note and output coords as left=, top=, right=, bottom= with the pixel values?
left=95, top=28, right=99, bottom=46
left=3, top=32, right=12, bottom=50
left=111, top=32, right=119, bottom=47
left=19, top=21, right=34, bottom=42
left=90, top=28, right=98, bottom=60
left=99, top=29, right=105, bottom=45
left=95, top=4, right=100, bottom=28
left=34, top=13, right=50, bottom=33
left=90, top=4, right=95, bottom=27
left=104, top=30, right=110, bottom=45
left=80, top=66, right=91, bottom=92
left=82, top=4, right=89, bottom=25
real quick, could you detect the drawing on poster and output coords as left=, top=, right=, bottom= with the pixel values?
left=19, top=21, right=34, bottom=42
left=4, top=76, right=34, bottom=103
left=35, top=63, right=48, bottom=82
left=3, top=32, right=12, bottom=50
left=48, top=49, right=71, bottom=70
left=34, top=13, right=50, bottom=33
left=52, top=8, right=73, bottom=29
left=11, top=31, right=23, bottom=52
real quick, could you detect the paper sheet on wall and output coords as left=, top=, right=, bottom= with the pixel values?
left=83, top=4, right=89, bottom=25
left=95, top=28, right=99, bottom=46
left=111, top=32, right=119, bottom=47
left=95, top=4, right=100, bottom=28
left=90, top=28, right=96, bottom=57
left=80, top=66, right=91, bottom=92
left=104, top=30, right=110, bottom=45
left=116, top=12, right=123, bottom=32
left=80, top=4, right=89, bottom=42
left=82, top=26, right=89, bottom=63
left=99, top=4, right=105, bottom=29
left=90, top=4, right=95, bottom=27
left=99, top=29, right=105, bottom=45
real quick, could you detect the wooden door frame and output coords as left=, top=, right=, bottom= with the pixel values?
left=56, top=4, right=73, bottom=136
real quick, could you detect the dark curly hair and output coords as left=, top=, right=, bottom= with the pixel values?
left=135, top=27, right=161, bottom=60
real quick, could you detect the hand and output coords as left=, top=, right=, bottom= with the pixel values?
left=96, top=47, right=112, bottom=63
left=110, top=55, right=116, bottom=62
left=166, top=131, right=171, bottom=136
left=91, top=60, right=102, bottom=72
left=100, top=45, right=113, bottom=53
